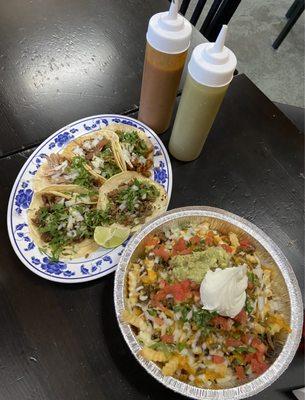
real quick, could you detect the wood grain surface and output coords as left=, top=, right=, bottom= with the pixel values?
left=0, top=0, right=203, bottom=157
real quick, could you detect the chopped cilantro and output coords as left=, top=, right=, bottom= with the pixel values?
left=147, top=309, right=158, bottom=317
left=114, top=179, right=159, bottom=212
left=245, top=297, right=254, bottom=314
left=83, top=207, right=112, bottom=228
left=69, top=156, right=97, bottom=189
left=192, top=309, right=217, bottom=328
left=116, top=130, right=148, bottom=157
left=149, top=342, right=174, bottom=355
left=247, top=271, right=259, bottom=286
left=173, top=304, right=192, bottom=322
left=233, top=346, right=256, bottom=354
left=247, top=346, right=256, bottom=353
left=97, top=146, right=121, bottom=178
left=177, top=342, right=187, bottom=352
left=173, top=305, right=216, bottom=336
left=35, top=202, right=112, bottom=261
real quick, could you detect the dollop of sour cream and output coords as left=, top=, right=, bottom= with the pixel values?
left=200, top=265, right=248, bottom=318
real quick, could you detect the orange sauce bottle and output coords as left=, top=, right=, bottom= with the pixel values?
left=138, top=1, right=192, bottom=134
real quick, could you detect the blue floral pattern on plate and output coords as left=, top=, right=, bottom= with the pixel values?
left=7, top=115, right=172, bottom=283
left=48, top=129, right=76, bottom=150
left=15, top=187, right=33, bottom=214
left=154, top=161, right=168, bottom=186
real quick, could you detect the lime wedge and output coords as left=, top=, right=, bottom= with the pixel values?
left=94, top=225, right=130, bottom=249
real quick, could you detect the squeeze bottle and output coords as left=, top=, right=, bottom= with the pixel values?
left=169, top=25, right=237, bottom=161
left=138, top=0, right=192, bottom=134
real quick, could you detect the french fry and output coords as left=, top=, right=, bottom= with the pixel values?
left=140, top=347, right=168, bottom=362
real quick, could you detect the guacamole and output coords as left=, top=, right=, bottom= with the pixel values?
left=171, top=246, right=230, bottom=283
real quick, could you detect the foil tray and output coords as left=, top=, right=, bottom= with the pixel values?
left=114, top=206, right=303, bottom=399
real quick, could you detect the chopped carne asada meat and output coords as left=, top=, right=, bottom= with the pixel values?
left=41, top=194, right=61, bottom=207
left=43, top=153, right=68, bottom=176
left=130, top=158, right=153, bottom=177
left=85, top=139, right=109, bottom=161
left=31, top=215, right=42, bottom=227
left=115, top=130, right=153, bottom=177
left=40, top=232, right=52, bottom=242
left=106, top=178, right=159, bottom=227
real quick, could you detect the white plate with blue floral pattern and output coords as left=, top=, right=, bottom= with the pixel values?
left=7, top=115, right=172, bottom=283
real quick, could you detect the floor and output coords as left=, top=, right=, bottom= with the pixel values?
left=186, top=0, right=304, bottom=107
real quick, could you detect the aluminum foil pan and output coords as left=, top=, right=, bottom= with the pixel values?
left=114, top=206, right=303, bottom=399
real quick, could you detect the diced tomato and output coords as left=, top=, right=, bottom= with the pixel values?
left=153, top=279, right=192, bottom=303
left=244, top=353, right=253, bottom=363
left=255, top=351, right=265, bottom=363
left=190, top=235, right=200, bottom=245
left=239, top=239, right=255, bottom=252
left=181, top=280, right=191, bottom=290
left=154, top=317, right=164, bottom=326
left=178, top=248, right=193, bottom=255
left=221, top=243, right=233, bottom=253
left=153, top=246, right=170, bottom=261
left=234, top=309, right=248, bottom=325
left=153, top=289, right=166, bottom=302
left=211, top=355, right=225, bottom=364
left=251, top=338, right=267, bottom=354
left=161, top=334, right=173, bottom=344
left=170, top=280, right=192, bottom=302
left=170, top=286, right=186, bottom=302
left=235, top=365, right=246, bottom=381
left=241, top=334, right=251, bottom=345
left=244, top=349, right=265, bottom=364
left=159, top=279, right=167, bottom=289
left=144, top=236, right=159, bottom=247
left=172, top=238, right=192, bottom=255
left=173, top=238, right=187, bottom=252
left=226, top=337, right=243, bottom=347
left=205, top=231, right=214, bottom=246
left=250, top=357, right=268, bottom=375
left=211, top=316, right=232, bottom=331
left=239, top=239, right=250, bottom=247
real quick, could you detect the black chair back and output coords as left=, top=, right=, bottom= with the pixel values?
left=179, top=0, right=241, bottom=41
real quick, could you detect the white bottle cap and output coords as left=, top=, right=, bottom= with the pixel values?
left=188, top=25, right=237, bottom=87
left=146, top=0, right=192, bottom=54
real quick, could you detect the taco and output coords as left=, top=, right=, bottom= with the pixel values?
left=97, top=172, right=168, bottom=233
left=33, top=153, right=102, bottom=192
left=28, top=186, right=109, bottom=260
left=107, top=123, right=154, bottom=177
left=61, top=130, right=126, bottom=182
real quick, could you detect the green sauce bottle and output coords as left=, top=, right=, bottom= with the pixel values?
left=169, top=25, right=237, bottom=161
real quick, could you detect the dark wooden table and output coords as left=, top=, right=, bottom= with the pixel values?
left=0, top=0, right=202, bottom=157
left=0, top=1, right=304, bottom=400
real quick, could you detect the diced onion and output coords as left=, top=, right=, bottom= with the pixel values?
left=73, top=146, right=85, bottom=156
left=258, top=296, right=265, bottom=311
left=186, top=310, right=193, bottom=320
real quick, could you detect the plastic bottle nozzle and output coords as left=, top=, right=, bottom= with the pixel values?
left=160, top=0, right=183, bottom=32
left=146, top=0, right=191, bottom=53
left=188, top=24, right=237, bottom=86
left=211, top=25, right=227, bottom=53
left=168, top=0, right=179, bottom=19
